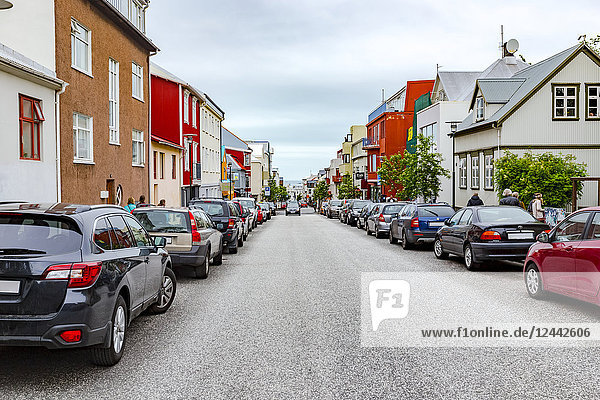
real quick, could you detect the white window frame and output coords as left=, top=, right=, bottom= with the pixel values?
left=132, top=62, right=144, bottom=101
left=475, top=97, right=484, bottom=121
left=553, top=85, right=578, bottom=119
left=183, top=91, right=190, bottom=124
left=71, top=19, right=92, bottom=76
left=484, top=153, right=494, bottom=190
left=73, top=112, right=93, bottom=163
left=109, top=58, right=120, bottom=145
left=586, top=84, right=600, bottom=119
left=458, top=156, right=467, bottom=188
left=191, top=97, right=197, bottom=127
left=129, top=0, right=145, bottom=32
left=471, top=153, right=480, bottom=189
left=132, top=129, right=144, bottom=167
left=184, top=139, right=190, bottom=171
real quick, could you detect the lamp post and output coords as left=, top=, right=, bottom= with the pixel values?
left=183, top=134, right=196, bottom=205
left=446, top=121, right=460, bottom=209
left=228, top=162, right=232, bottom=200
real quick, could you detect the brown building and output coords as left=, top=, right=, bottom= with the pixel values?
left=54, top=0, right=158, bottom=205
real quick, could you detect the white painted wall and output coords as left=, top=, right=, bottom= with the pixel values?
left=0, top=70, right=58, bottom=202
left=0, top=0, right=55, bottom=70
left=199, top=106, right=223, bottom=197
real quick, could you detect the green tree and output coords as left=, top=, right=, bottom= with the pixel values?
left=582, top=34, right=600, bottom=55
left=379, top=134, right=449, bottom=201
left=338, top=174, right=360, bottom=199
left=313, top=180, right=329, bottom=201
left=494, top=151, right=587, bottom=208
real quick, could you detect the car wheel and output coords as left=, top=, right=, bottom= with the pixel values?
left=229, top=240, right=238, bottom=254
left=375, top=225, right=381, bottom=238
left=525, top=263, right=545, bottom=299
left=238, top=232, right=244, bottom=247
left=464, top=244, right=480, bottom=271
left=366, top=224, right=372, bottom=235
left=356, top=219, right=361, bottom=229
left=149, top=267, right=176, bottom=314
left=212, top=244, right=223, bottom=265
left=243, top=233, right=248, bottom=241
left=433, top=238, right=448, bottom=259
left=401, top=229, right=412, bottom=250
left=389, top=230, right=398, bottom=244
left=195, top=249, right=210, bottom=278
left=90, top=295, right=127, bottom=366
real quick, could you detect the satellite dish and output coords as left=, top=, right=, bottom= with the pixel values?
left=505, top=39, right=519, bottom=54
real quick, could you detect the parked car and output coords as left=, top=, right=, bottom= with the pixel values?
left=320, top=201, right=329, bottom=215
left=300, top=201, right=308, bottom=208
left=133, top=207, right=223, bottom=279
left=327, top=200, right=343, bottom=219
left=366, top=203, right=406, bottom=238
left=390, top=203, right=455, bottom=249
left=190, top=199, right=244, bottom=254
left=286, top=201, right=301, bottom=216
left=268, top=202, right=277, bottom=216
left=258, top=202, right=271, bottom=220
left=524, top=207, right=600, bottom=302
left=232, top=201, right=251, bottom=241
left=0, top=203, right=176, bottom=366
left=339, top=202, right=350, bottom=223
left=347, top=200, right=372, bottom=226
left=232, top=197, right=258, bottom=229
left=434, top=206, right=550, bottom=270
left=357, top=202, right=378, bottom=230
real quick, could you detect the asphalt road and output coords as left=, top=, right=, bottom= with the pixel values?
left=1, top=209, right=600, bottom=399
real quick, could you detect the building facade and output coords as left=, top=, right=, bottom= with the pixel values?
left=221, top=126, right=252, bottom=198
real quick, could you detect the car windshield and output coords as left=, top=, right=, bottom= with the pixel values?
left=0, top=213, right=82, bottom=255
left=288, top=202, right=299, bottom=207
left=191, top=202, right=226, bottom=217
left=477, top=207, right=537, bottom=224
left=330, top=200, right=342, bottom=206
left=235, top=199, right=256, bottom=209
left=382, top=205, right=404, bottom=214
left=418, top=206, right=456, bottom=217
left=353, top=201, right=370, bottom=209
left=133, top=210, right=191, bottom=233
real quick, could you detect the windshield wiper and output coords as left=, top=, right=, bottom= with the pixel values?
left=0, top=248, right=47, bottom=255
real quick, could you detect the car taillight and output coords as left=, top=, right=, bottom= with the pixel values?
left=411, top=217, right=419, bottom=228
left=480, top=230, right=501, bottom=240
left=60, top=330, right=82, bottom=343
left=378, top=214, right=385, bottom=222
left=543, top=229, right=551, bottom=234
left=242, top=217, right=246, bottom=222
left=42, top=262, right=102, bottom=288
left=189, top=211, right=202, bottom=245
left=228, top=218, right=235, bottom=228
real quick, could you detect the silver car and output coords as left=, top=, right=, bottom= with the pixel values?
left=232, top=197, right=258, bottom=229
left=366, top=203, right=406, bottom=238
left=327, top=200, right=343, bottom=219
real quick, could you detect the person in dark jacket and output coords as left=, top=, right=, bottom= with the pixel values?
left=499, top=188, right=520, bottom=206
left=467, top=192, right=484, bottom=206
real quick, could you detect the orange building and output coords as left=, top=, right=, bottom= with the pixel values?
left=364, top=80, right=434, bottom=200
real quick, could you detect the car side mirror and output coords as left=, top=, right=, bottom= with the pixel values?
left=391, top=213, right=398, bottom=218
left=154, top=236, right=167, bottom=248
left=444, top=220, right=451, bottom=226
left=537, top=232, right=550, bottom=243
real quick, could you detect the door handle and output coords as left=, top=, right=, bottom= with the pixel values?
left=144, top=257, right=150, bottom=263
left=564, top=247, right=573, bottom=252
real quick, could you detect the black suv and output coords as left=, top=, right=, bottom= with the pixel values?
left=0, top=203, right=176, bottom=366
left=190, top=199, right=244, bottom=254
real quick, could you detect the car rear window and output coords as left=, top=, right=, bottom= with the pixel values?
left=418, top=206, right=456, bottom=218
left=382, top=205, right=404, bottom=214
left=330, top=200, right=342, bottom=206
left=0, top=213, right=82, bottom=256
left=353, top=201, right=370, bottom=209
left=235, top=199, right=255, bottom=209
left=133, top=210, right=191, bottom=233
left=192, top=202, right=227, bottom=217
left=288, top=202, right=299, bottom=207
left=477, top=207, right=537, bottom=224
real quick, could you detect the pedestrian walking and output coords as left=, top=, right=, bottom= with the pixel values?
left=499, top=188, right=520, bottom=206
left=137, top=195, right=146, bottom=206
left=512, top=192, right=525, bottom=209
left=124, top=197, right=136, bottom=213
left=158, top=199, right=166, bottom=207
left=467, top=192, right=484, bottom=206
left=532, top=193, right=545, bottom=222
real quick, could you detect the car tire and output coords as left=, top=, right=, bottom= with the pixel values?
left=525, top=263, right=545, bottom=299
left=464, top=244, right=481, bottom=271
left=243, top=233, right=248, bottom=241
left=356, top=219, right=361, bottom=229
left=195, top=249, right=210, bottom=279
left=401, top=229, right=413, bottom=250
left=375, top=225, right=381, bottom=238
left=229, top=240, right=238, bottom=254
left=366, top=224, right=372, bottom=235
left=238, top=232, right=244, bottom=247
left=389, top=230, right=398, bottom=244
left=90, top=295, right=127, bottom=366
left=213, top=247, right=223, bottom=265
left=148, top=267, right=176, bottom=314
left=433, top=238, right=448, bottom=259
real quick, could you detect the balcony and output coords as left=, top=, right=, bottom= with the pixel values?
left=362, top=137, right=379, bottom=149
left=367, top=172, right=379, bottom=182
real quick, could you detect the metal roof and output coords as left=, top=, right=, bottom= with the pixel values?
left=0, top=42, right=63, bottom=88
left=477, top=78, right=526, bottom=103
left=221, top=126, right=250, bottom=151
left=438, top=71, right=482, bottom=101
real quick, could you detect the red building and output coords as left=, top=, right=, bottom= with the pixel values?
left=364, top=80, right=434, bottom=200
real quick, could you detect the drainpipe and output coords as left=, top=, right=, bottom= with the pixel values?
left=496, top=125, right=501, bottom=158
left=55, top=82, right=68, bottom=203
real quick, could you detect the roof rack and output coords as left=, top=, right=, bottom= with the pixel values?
left=89, top=204, right=127, bottom=211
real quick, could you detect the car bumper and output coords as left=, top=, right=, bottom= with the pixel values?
left=330, top=210, right=339, bottom=217
left=376, top=222, right=390, bottom=232
left=407, top=230, right=437, bottom=243
left=470, top=241, right=534, bottom=261
left=168, top=245, right=207, bottom=267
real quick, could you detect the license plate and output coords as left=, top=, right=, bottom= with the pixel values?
left=429, top=221, right=444, bottom=227
left=508, top=232, right=534, bottom=240
left=165, top=237, right=172, bottom=244
left=0, top=280, right=20, bottom=295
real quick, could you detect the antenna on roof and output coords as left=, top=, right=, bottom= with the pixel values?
left=499, top=25, right=504, bottom=58
left=381, top=89, right=385, bottom=103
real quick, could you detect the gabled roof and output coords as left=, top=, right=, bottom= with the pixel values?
left=474, top=78, right=526, bottom=104
left=437, top=71, right=482, bottom=101
left=225, top=154, right=242, bottom=170
left=457, top=43, right=590, bottom=134
left=221, top=126, right=250, bottom=151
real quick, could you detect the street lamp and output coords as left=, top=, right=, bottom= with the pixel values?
left=183, top=133, right=196, bottom=205
left=228, top=162, right=232, bottom=200
left=446, top=121, right=460, bottom=209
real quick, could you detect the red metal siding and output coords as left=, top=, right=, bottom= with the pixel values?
left=151, top=75, right=180, bottom=144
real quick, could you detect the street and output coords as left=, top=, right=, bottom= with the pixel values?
left=1, top=209, right=600, bottom=399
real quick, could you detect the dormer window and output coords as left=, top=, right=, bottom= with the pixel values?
left=475, top=97, right=484, bottom=121
left=553, top=84, right=579, bottom=120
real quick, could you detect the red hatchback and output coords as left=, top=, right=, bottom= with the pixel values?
left=524, top=207, right=600, bottom=305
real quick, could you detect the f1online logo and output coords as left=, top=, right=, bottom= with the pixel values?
left=369, top=280, right=410, bottom=331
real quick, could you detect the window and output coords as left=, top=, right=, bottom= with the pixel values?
left=373, top=124, right=379, bottom=141
left=129, top=0, right=145, bottom=32
left=71, top=19, right=91, bottom=74
left=585, top=213, right=600, bottom=240
left=93, top=218, right=113, bottom=251
left=244, top=153, right=250, bottom=167
left=420, top=123, right=438, bottom=151
left=73, top=112, right=93, bottom=162
left=586, top=84, right=600, bottom=119
left=160, top=152, right=165, bottom=179
left=471, top=153, right=480, bottom=189
left=172, top=155, right=177, bottom=179
left=484, top=153, right=494, bottom=190
left=447, top=210, right=464, bottom=227
left=153, top=151, right=157, bottom=179
left=379, top=122, right=385, bottom=139
left=107, top=216, right=134, bottom=249
left=184, top=140, right=190, bottom=171
left=554, top=212, right=591, bottom=242
left=553, top=84, right=578, bottom=119
left=192, top=97, right=197, bottom=127
left=124, top=216, right=152, bottom=247
left=475, top=97, right=484, bottom=120
left=132, top=62, right=143, bottom=100
left=458, top=156, right=467, bottom=188
left=183, top=91, right=189, bottom=124
left=19, top=95, right=44, bottom=160
left=459, top=209, right=473, bottom=225
left=109, top=59, right=119, bottom=144
left=132, top=129, right=144, bottom=166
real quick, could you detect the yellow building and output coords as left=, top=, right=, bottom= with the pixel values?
left=150, top=139, right=183, bottom=207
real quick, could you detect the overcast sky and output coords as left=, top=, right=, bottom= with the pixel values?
left=147, top=0, right=599, bottom=180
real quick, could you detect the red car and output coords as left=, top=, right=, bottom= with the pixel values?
left=256, top=208, right=264, bottom=224
left=524, top=207, right=600, bottom=305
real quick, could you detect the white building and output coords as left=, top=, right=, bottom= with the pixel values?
left=248, top=140, right=274, bottom=199
left=454, top=43, right=600, bottom=208
left=198, top=92, right=224, bottom=198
